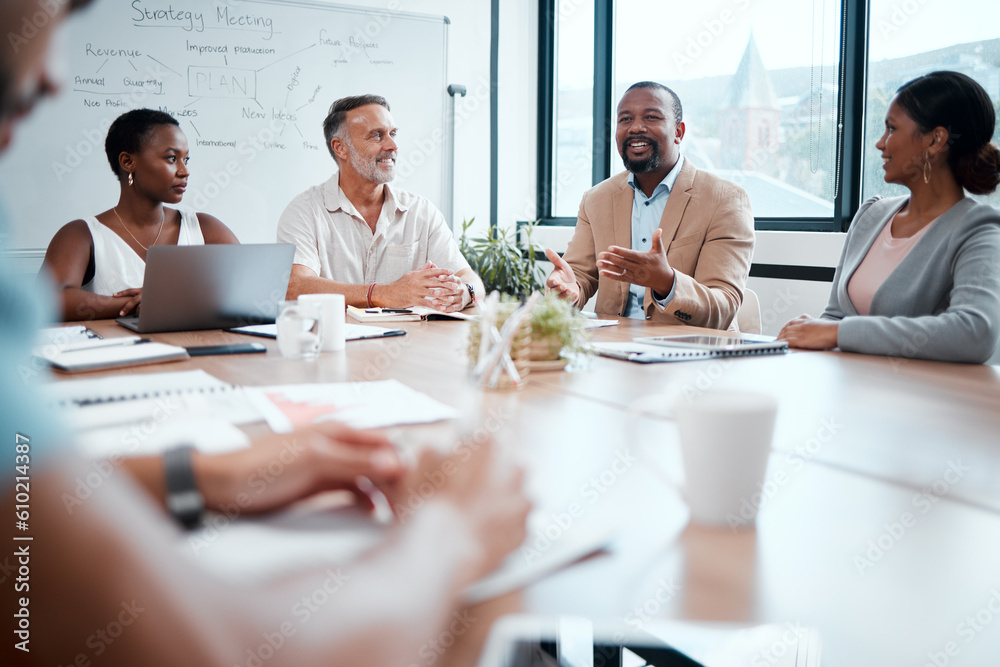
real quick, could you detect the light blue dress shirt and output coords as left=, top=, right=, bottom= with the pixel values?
left=0, top=210, right=66, bottom=491
left=623, top=156, right=684, bottom=319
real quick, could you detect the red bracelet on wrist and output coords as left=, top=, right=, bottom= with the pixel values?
left=367, top=283, right=377, bottom=308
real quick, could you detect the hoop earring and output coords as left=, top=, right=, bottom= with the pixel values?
left=922, top=151, right=931, bottom=184
left=128, top=172, right=134, bottom=187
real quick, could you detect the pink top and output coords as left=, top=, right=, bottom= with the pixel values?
left=847, top=216, right=937, bottom=315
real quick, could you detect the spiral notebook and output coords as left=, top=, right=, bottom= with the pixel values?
left=594, top=334, right=788, bottom=363
left=43, top=370, right=258, bottom=455
left=44, top=369, right=242, bottom=408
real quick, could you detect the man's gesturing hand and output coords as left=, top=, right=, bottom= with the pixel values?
left=544, top=248, right=581, bottom=303
left=596, top=228, right=675, bottom=297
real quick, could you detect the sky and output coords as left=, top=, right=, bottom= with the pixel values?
left=557, top=0, right=1000, bottom=87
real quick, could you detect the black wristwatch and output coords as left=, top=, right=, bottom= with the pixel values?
left=465, top=282, right=476, bottom=306
left=164, top=445, right=205, bottom=530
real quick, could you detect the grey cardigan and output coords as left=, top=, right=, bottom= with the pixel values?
left=821, top=195, right=1000, bottom=363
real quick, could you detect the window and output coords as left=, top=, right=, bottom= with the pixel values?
left=610, top=0, right=843, bottom=221
left=539, top=0, right=1000, bottom=230
left=551, top=0, right=596, bottom=218
left=864, top=0, right=1000, bottom=209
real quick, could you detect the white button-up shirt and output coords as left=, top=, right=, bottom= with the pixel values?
left=277, top=173, right=470, bottom=284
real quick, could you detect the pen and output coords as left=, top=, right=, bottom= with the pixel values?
left=59, top=337, right=153, bottom=353
left=356, top=330, right=407, bottom=339
left=364, top=308, right=413, bottom=314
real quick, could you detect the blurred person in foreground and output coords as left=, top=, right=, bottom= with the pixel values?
left=779, top=71, right=1000, bottom=363
left=0, top=1, right=530, bottom=665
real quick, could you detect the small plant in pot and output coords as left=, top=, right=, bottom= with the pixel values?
left=466, top=292, right=590, bottom=374
left=526, top=291, right=590, bottom=363
left=460, top=219, right=590, bottom=369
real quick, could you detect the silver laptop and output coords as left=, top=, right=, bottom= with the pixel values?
left=116, top=244, right=294, bottom=333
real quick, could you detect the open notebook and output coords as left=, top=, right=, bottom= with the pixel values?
left=347, top=305, right=475, bottom=322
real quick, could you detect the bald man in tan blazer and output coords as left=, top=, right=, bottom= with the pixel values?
left=546, top=82, right=754, bottom=331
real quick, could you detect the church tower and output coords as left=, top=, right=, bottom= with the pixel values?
left=719, top=34, right=781, bottom=176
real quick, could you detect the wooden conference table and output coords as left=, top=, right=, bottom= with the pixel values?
left=72, top=318, right=1000, bottom=666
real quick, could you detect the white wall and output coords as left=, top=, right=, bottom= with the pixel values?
left=749, top=231, right=846, bottom=335
left=390, top=0, right=495, bottom=234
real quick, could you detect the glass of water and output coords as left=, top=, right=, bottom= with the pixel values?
left=276, top=300, right=322, bottom=360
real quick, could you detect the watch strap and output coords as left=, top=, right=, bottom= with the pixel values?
left=164, top=445, right=204, bottom=530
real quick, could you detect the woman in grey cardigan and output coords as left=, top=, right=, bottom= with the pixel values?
left=779, top=71, right=1000, bottom=363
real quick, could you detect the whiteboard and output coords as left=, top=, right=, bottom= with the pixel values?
left=2, top=0, right=450, bottom=251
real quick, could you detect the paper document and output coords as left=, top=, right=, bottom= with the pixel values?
left=244, top=379, right=459, bottom=432
left=34, top=325, right=101, bottom=349
left=75, top=417, right=250, bottom=459
left=463, top=523, right=614, bottom=604
left=584, top=319, right=619, bottom=329
left=186, top=505, right=613, bottom=604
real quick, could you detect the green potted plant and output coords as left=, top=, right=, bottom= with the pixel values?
left=458, top=218, right=545, bottom=298
left=466, top=292, right=590, bottom=376
left=527, top=291, right=590, bottom=363
left=461, top=219, right=590, bottom=373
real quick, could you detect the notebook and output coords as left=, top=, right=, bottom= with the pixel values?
left=44, top=368, right=261, bottom=427
left=45, top=369, right=239, bottom=407
left=595, top=334, right=788, bottom=363
left=346, top=305, right=475, bottom=323
left=117, top=243, right=295, bottom=333
left=34, top=335, right=190, bottom=373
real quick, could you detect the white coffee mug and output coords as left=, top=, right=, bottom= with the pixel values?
left=299, top=293, right=346, bottom=352
left=675, top=391, right=778, bottom=527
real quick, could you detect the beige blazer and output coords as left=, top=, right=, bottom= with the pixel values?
left=562, top=160, right=755, bottom=331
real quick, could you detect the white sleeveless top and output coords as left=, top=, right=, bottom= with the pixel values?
left=81, top=209, right=204, bottom=296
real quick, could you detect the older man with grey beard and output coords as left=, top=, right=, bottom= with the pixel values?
left=278, top=94, right=484, bottom=311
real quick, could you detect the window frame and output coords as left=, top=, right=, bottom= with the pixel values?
left=535, top=0, right=870, bottom=233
